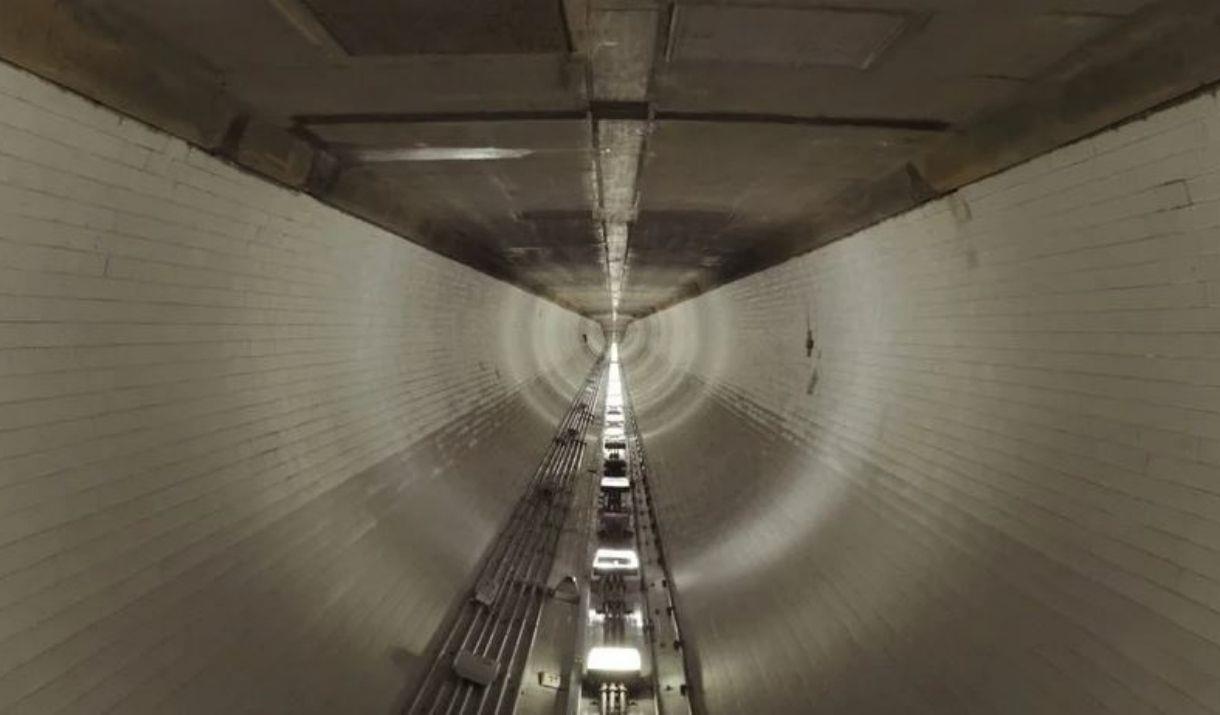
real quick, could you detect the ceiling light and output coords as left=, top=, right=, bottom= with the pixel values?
left=587, top=646, right=642, bottom=673
left=348, top=147, right=533, bottom=163
left=593, top=548, right=639, bottom=572
left=587, top=609, right=644, bottom=626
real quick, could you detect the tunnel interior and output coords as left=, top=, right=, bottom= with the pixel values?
left=2, top=1, right=1220, bottom=713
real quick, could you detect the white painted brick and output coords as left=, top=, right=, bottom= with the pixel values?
left=0, top=62, right=598, bottom=713
left=626, top=89, right=1220, bottom=712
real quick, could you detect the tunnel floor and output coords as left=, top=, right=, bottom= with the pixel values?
left=403, top=347, right=697, bottom=714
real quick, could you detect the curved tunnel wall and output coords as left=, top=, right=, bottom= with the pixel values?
left=0, top=62, right=601, bottom=714
left=624, top=90, right=1220, bottom=714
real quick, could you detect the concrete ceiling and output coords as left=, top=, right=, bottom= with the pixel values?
left=6, top=0, right=1220, bottom=320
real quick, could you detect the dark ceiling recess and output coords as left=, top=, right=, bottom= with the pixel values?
left=5, top=0, right=1220, bottom=321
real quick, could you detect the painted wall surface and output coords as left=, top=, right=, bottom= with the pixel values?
left=624, top=88, right=1220, bottom=713
left=0, top=62, right=600, bottom=714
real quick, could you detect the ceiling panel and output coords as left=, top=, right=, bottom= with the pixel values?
left=883, top=9, right=1119, bottom=79
left=671, top=5, right=911, bottom=69
left=229, top=56, right=585, bottom=123
left=638, top=121, right=933, bottom=213
left=654, top=63, right=1022, bottom=124
left=313, top=118, right=602, bottom=311
left=84, top=0, right=324, bottom=69
left=672, top=0, right=1153, bottom=13
left=300, top=0, right=569, bottom=55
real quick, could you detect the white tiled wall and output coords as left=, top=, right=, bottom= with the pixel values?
left=0, top=62, right=599, bottom=714
left=625, top=88, right=1220, bottom=713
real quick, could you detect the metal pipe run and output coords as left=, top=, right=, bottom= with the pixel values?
left=404, top=359, right=606, bottom=715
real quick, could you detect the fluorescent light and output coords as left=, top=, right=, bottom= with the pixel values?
left=348, top=147, right=533, bottom=162
left=588, top=609, right=644, bottom=626
left=593, top=548, right=639, bottom=572
left=601, top=476, right=630, bottom=489
left=587, top=646, right=641, bottom=673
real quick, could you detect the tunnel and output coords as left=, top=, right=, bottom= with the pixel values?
left=2, top=1, right=1220, bottom=713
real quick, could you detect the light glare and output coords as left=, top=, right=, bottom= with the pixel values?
left=587, top=646, right=642, bottom=673
left=593, top=548, right=639, bottom=572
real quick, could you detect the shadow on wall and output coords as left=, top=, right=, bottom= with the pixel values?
left=619, top=306, right=730, bottom=443
left=500, top=297, right=607, bottom=428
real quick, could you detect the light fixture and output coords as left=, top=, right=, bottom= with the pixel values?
left=347, top=147, right=534, bottom=163
left=587, top=646, right=642, bottom=673
left=586, top=609, right=644, bottom=626
left=593, top=548, right=639, bottom=572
